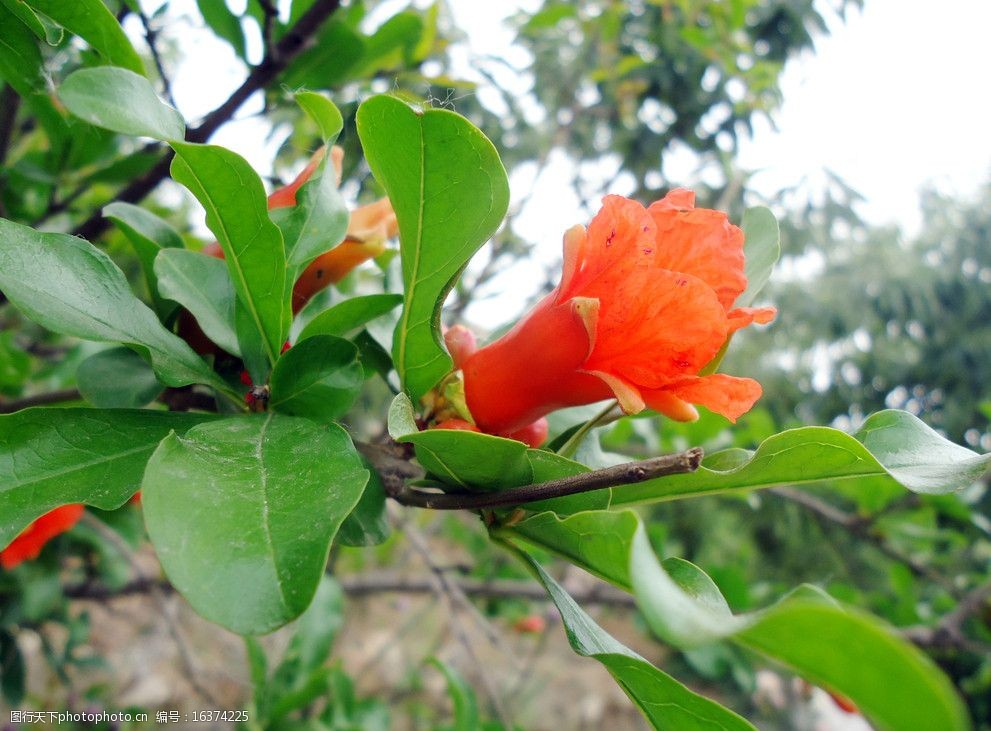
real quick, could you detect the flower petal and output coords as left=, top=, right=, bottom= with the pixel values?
left=727, top=306, right=777, bottom=334
left=647, top=374, right=764, bottom=423
left=583, top=269, right=729, bottom=389
left=583, top=370, right=646, bottom=414
left=563, top=195, right=657, bottom=299
left=648, top=190, right=747, bottom=309
left=642, top=390, right=700, bottom=422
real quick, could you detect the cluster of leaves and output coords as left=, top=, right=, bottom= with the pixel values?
left=0, top=2, right=989, bottom=730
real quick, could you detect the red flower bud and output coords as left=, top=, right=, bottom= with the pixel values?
left=504, top=417, right=549, bottom=448
left=513, top=615, right=547, bottom=633
left=444, top=324, right=478, bottom=369
left=462, top=191, right=775, bottom=434
left=1, top=505, right=85, bottom=569
left=433, top=418, right=481, bottom=433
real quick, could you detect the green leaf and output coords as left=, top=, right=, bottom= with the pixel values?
left=356, top=95, right=509, bottom=402
left=0, top=0, right=46, bottom=44
left=297, top=294, right=403, bottom=342
left=142, top=414, right=369, bottom=635
left=295, top=91, right=343, bottom=143
left=58, top=67, right=185, bottom=141
left=512, top=547, right=758, bottom=731
left=0, top=218, right=227, bottom=392
left=23, top=0, right=144, bottom=74
left=197, top=0, right=246, bottom=59
left=76, top=347, right=163, bottom=408
left=387, top=393, right=531, bottom=490
left=276, top=163, right=349, bottom=278
left=269, top=335, right=363, bottom=422
left=737, top=206, right=779, bottom=307
left=428, top=658, right=480, bottom=731
left=103, top=201, right=184, bottom=320
left=627, top=529, right=970, bottom=731
left=611, top=410, right=989, bottom=506
left=170, top=143, right=289, bottom=367
left=0, top=408, right=216, bottom=549
left=155, top=248, right=239, bottom=356
left=506, top=510, right=970, bottom=731
left=0, top=3, right=44, bottom=95
left=337, top=462, right=390, bottom=546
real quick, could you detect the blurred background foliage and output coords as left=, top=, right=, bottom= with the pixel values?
left=1, top=0, right=989, bottom=729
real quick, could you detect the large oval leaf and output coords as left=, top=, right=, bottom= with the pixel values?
left=59, top=67, right=184, bottom=141
left=612, top=409, right=989, bottom=506
left=356, top=95, right=509, bottom=402
left=0, top=218, right=227, bottom=392
left=142, top=414, right=368, bottom=635
left=0, top=408, right=216, bottom=549
left=76, top=347, right=163, bottom=408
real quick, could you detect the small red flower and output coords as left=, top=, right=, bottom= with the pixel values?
left=1, top=505, right=85, bottom=569
left=462, top=191, right=775, bottom=434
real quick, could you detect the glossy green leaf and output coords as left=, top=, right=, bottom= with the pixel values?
left=337, top=462, right=390, bottom=547
left=142, top=414, right=368, bottom=635
left=276, top=165, right=349, bottom=278
left=170, top=143, right=289, bottom=367
left=0, top=3, right=44, bottom=95
left=297, top=294, right=403, bottom=342
left=611, top=410, right=988, bottom=506
left=628, top=529, right=970, bottom=731
left=104, top=201, right=184, bottom=320
left=737, top=206, right=779, bottom=307
left=155, top=248, right=239, bottom=355
left=23, top=0, right=144, bottom=73
left=388, top=393, right=530, bottom=490
left=506, top=510, right=970, bottom=731
left=295, top=91, right=343, bottom=143
left=0, top=0, right=46, bottom=42
left=59, top=67, right=184, bottom=141
left=0, top=218, right=227, bottom=392
left=357, top=95, right=509, bottom=401
left=76, top=347, right=163, bottom=408
left=269, top=335, right=363, bottom=422
left=197, top=0, right=246, bottom=59
left=513, top=548, right=757, bottom=731
left=0, top=408, right=216, bottom=549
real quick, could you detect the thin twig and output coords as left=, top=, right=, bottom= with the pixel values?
left=391, top=448, right=704, bottom=510
left=65, top=571, right=637, bottom=608
left=138, top=10, right=177, bottom=107
left=904, top=576, right=991, bottom=654
left=0, top=388, right=82, bottom=413
left=402, top=520, right=515, bottom=730
left=770, top=487, right=959, bottom=594
left=79, top=514, right=224, bottom=706
left=70, top=0, right=343, bottom=243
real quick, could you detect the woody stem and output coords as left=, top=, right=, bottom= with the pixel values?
left=388, top=448, right=703, bottom=510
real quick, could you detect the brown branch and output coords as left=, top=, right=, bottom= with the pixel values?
left=0, top=388, right=82, bottom=413
left=65, top=571, right=636, bottom=608
left=389, top=448, right=704, bottom=510
left=138, top=10, right=177, bottom=108
left=70, top=0, right=342, bottom=243
left=903, top=576, right=991, bottom=655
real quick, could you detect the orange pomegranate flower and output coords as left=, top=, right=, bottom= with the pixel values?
left=1, top=504, right=85, bottom=569
left=461, top=190, right=775, bottom=435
